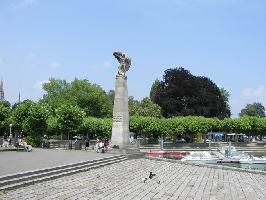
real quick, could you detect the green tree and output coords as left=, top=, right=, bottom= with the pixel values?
left=22, top=103, right=49, bottom=138
left=0, top=100, right=11, bottom=108
left=42, top=78, right=70, bottom=110
left=55, top=104, right=85, bottom=140
left=42, top=78, right=113, bottom=118
left=150, top=79, right=160, bottom=102
left=128, top=96, right=140, bottom=116
left=0, top=104, right=11, bottom=135
left=239, top=102, right=265, bottom=117
left=154, top=67, right=228, bottom=118
left=254, top=117, right=266, bottom=135
left=47, top=116, right=59, bottom=137
left=135, top=97, right=162, bottom=117
left=108, top=90, right=115, bottom=105
left=129, top=97, right=162, bottom=117
left=219, top=87, right=231, bottom=117
left=69, top=79, right=112, bottom=117
left=82, top=117, right=112, bottom=139
left=11, top=100, right=36, bottom=131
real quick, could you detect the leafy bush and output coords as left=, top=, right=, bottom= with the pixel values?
left=24, top=135, right=42, bottom=147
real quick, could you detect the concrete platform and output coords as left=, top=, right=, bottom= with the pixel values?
left=0, top=148, right=116, bottom=176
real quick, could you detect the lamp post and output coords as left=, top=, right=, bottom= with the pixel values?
left=9, top=124, right=13, bottom=146
left=9, top=124, right=12, bottom=136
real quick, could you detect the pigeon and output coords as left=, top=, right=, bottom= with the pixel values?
left=149, top=172, right=156, bottom=179
left=142, top=177, right=148, bottom=183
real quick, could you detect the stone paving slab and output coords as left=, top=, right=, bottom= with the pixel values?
left=0, top=159, right=265, bottom=200
left=0, top=148, right=114, bottom=176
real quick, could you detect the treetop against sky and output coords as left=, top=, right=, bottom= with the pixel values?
left=0, top=0, right=265, bottom=117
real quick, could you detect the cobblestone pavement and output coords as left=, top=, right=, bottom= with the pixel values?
left=0, top=159, right=265, bottom=200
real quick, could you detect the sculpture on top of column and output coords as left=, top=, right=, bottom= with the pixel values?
left=113, top=52, right=131, bottom=78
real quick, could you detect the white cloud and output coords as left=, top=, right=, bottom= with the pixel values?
left=242, top=85, right=266, bottom=102
left=230, top=85, right=266, bottom=117
left=49, top=61, right=61, bottom=68
left=34, top=80, right=50, bottom=90
left=104, top=61, right=112, bottom=69
left=0, top=57, right=3, bottom=64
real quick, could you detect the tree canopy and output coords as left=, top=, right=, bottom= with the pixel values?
left=219, top=87, right=231, bottom=117
left=55, top=104, right=85, bottom=138
left=150, top=79, right=160, bottom=102
left=153, top=67, right=228, bottom=118
left=129, top=97, right=162, bottom=117
left=0, top=100, right=11, bottom=108
left=41, top=78, right=113, bottom=118
left=239, top=102, right=265, bottom=117
left=0, top=104, right=11, bottom=134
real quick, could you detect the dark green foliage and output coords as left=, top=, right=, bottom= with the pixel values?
left=150, top=79, right=160, bottom=102
left=0, top=104, right=11, bottom=135
left=24, top=135, right=42, bottom=147
left=108, top=90, right=115, bottom=105
left=0, top=100, right=11, bottom=108
left=154, top=67, right=228, bottom=118
left=219, top=87, right=231, bottom=117
left=239, top=102, right=265, bottom=117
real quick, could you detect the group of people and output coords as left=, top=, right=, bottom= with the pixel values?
left=2, top=133, right=12, bottom=147
left=95, top=138, right=109, bottom=153
left=1, top=133, right=32, bottom=152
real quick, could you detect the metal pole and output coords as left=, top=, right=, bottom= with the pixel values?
left=229, top=141, right=232, bottom=157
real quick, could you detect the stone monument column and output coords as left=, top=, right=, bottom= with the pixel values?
left=111, top=75, right=130, bottom=148
left=111, top=52, right=131, bottom=149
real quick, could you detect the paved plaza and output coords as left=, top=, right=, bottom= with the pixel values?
left=0, top=158, right=265, bottom=200
left=0, top=149, right=113, bottom=176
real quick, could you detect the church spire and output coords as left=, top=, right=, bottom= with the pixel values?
left=0, top=79, right=4, bottom=100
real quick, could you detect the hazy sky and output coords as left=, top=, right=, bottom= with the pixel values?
left=0, top=0, right=266, bottom=117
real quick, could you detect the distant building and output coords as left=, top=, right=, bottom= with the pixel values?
left=0, top=79, right=4, bottom=100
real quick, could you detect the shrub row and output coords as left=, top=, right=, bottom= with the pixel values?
left=77, top=116, right=266, bottom=138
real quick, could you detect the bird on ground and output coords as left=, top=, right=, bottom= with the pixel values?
left=149, top=172, right=156, bottom=179
left=142, top=178, right=148, bottom=183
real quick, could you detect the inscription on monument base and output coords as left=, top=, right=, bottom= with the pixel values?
left=113, top=115, right=123, bottom=122
left=112, top=115, right=123, bottom=128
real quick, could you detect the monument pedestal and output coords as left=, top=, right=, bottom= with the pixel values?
left=110, top=75, right=143, bottom=158
left=111, top=75, right=130, bottom=148
left=107, top=145, right=144, bottom=159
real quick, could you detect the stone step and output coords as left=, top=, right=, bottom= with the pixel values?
left=0, top=155, right=127, bottom=191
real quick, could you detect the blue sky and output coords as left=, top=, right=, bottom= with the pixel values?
left=0, top=0, right=266, bottom=117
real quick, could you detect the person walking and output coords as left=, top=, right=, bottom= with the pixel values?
left=85, top=138, right=90, bottom=150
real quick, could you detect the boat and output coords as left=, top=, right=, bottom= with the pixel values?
left=146, top=151, right=188, bottom=158
left=181, top=151, right=221, bottom=164
left=217, top=143, right=249, bottom=159
left=239, top=156, right=266, bottom=164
